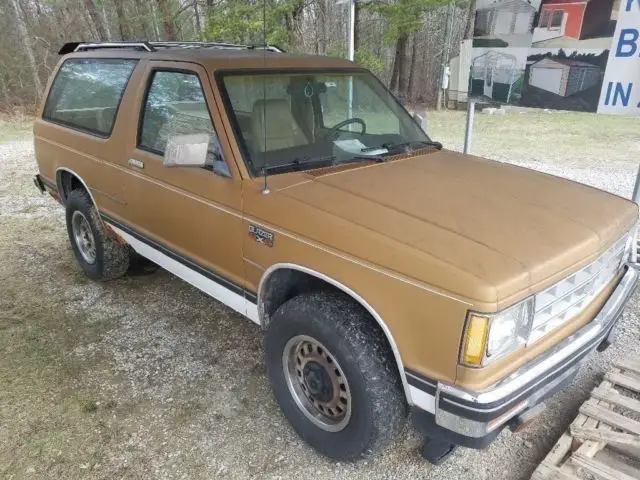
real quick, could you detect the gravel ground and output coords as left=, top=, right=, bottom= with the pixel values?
left=1, top=111, right=639, bottom=480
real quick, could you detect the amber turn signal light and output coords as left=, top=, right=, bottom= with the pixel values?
left=462, top=313, right=489, bottom=366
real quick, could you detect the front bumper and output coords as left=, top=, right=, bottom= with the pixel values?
left=411, top=265, right=639, bottom=448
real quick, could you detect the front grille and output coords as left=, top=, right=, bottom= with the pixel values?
left=529, top=233, right=631, bottom=343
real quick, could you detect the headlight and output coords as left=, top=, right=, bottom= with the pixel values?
left=461, top=298, right=534, bottom=367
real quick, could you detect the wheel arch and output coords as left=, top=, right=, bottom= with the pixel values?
left=55, top=167, right=98, bottom=208
left=257, top=263, right=412, bottom=404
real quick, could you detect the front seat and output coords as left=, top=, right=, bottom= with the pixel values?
left=250, top=99, right=308, bottom=154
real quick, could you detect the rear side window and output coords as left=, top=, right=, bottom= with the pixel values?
left=43, top=58, right=137, bottom=136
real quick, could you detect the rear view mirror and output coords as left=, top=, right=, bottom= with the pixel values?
left=163, top=133, right=209, bottom=167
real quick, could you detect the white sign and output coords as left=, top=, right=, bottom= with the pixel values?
left=598, top=0, right=640, bottom=115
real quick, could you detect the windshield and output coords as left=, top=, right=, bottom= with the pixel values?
left=219, top=70, right=430, bottom=176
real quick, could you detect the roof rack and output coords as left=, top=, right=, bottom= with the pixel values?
left=58, top=41, right=284, bottom=55
left=58, top=42, right=154, bottom=55
left=149, top=41, right=284, bottom=53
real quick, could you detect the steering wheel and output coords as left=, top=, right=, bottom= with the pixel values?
left=326, top=118, right=366, bottom=140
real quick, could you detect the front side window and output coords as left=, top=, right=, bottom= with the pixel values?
left=43, top=58, right=137, bottom=136
left=220, top=71, right=429, bottom=176
left=139, top=70, right=228, bottom=175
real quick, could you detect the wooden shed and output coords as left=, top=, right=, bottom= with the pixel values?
left=533, top=0, right=614, bottom=42
left=475, top=0, right=538, bottom=37
left=528, top=57, right=601, bottom=97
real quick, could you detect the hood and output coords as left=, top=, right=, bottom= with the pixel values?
left=272, top=150, right=638, bottom=305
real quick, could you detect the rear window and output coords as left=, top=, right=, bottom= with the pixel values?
left=43, top=58, right=137, bottom=136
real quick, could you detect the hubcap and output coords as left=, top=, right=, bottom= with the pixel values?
left=282, top=335, right=352, bottom=432
left=71, top=210, right=96, bottom=265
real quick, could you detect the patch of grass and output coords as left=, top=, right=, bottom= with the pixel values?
left=0, top=218, right=120, bottom=478
left=425, top=109, right=639, bottom=168
left=0, top=120, right=33, bottom=142
left=77, top=396, right=99, bottom=413
left=473, top=38, right=509, bottom=47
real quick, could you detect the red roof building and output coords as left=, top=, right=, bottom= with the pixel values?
left=533, top=0, right=614, bottom=42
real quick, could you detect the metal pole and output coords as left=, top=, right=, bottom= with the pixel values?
left=632, top=165, right=640, bottom=205
left=463, top=100, right=476, bottom=154
left=347, top=0, right=355, bottom=123
left=347, top=0, right=355, bottom=62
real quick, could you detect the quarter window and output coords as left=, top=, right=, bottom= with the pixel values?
left=43, top=58, right=136, bottom=136
left=139, top=70, right=228, bottom=175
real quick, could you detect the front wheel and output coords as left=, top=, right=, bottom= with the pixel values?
left=264, top=291, right=407, bottom=460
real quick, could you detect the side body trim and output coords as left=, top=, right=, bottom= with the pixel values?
left=106, top=221, right=260, bottom=324
left=257, top=263, right=418, bottom=408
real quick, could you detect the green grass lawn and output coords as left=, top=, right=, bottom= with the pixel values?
left=425, top=109, right=640, bottom=169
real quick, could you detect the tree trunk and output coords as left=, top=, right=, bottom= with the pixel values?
left=8, top=0, right=43, bottom=99
left=437, top=3, right=455, bottom=110
left=464, top=0, right=476, bottom=40
left=113, top=0, right=132, bottom=39
left=0, top=74, right=11, bottom=106
left=193, top=1, right=202, bottom=38
left=407, top=34, right=418, bottom=102
left=149, top=1, right=161, bottom=40
left=102, top=3, right=113, bottom=40
left=84, top=0, right=108, bottom=40
left=391, top=33, right=409, bottom=100
left=133, top=0, right=153, bottom=39
left=284, top=1, right=304, bottom=49
left=157, top=0, right=178, bottom=40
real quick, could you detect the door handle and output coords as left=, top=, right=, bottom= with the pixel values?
left=128, top=158, right=144, bottom=169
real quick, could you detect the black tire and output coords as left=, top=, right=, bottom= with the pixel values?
left=264, top=291, right=407, bottom=460
left=65, top=189, right=130, bottom=280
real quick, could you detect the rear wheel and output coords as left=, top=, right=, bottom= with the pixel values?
left=264, top=291, right=407, bottom=460
left=65, top=189, right=130, bottom=280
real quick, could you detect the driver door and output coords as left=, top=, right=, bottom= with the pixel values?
left=118, top=61, right=252, bottom=316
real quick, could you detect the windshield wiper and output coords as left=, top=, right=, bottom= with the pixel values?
left=261, top=154, right=385, bottom=174
left=343, top=155, right=385, bottom=164
left=361, top=140, right=442, bottom=153
left=261, top=155, right=336, bottom=173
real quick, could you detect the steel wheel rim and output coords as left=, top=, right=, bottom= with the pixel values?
left=282, top=335, right=352, bottom=432
left=71, top=210, right=96, bottom=265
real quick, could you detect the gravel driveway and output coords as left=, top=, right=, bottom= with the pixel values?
left=1, top=111, right=639, bottom=479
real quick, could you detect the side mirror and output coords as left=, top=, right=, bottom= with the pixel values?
left=163, top=133, right=210, bottom=168
left=413, top=112, right=426, bottom=131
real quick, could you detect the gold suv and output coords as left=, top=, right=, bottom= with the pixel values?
left=33, top=41, right=639, bottom=463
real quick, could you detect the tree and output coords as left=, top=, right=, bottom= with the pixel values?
left=463, top=0, right=475, bottom=40
left=84, top=0, right=109, bottom=40
left=7, top=0, right=43, bottom=99
left=157, top=0, right=178, bottom=40
left=367, top=0, right=450, bottom=99
left=113, top=0, right=133, bottom=39
left=203, top=0, right=303, bottom=49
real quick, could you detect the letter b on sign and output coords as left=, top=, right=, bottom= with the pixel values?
left=616, top=29, right=639, bottom=57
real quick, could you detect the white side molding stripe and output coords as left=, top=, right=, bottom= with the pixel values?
left=108, top=224, right=260, bottom=325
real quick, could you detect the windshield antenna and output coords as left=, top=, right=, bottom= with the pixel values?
left=261, top=167, right=270, bottom=194
left=260, top=0, right=270, bottom=195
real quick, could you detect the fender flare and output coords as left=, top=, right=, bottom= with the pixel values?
left=257, top=262, right=412, bottom=404
left=55, top=167, right=99, bottom=208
